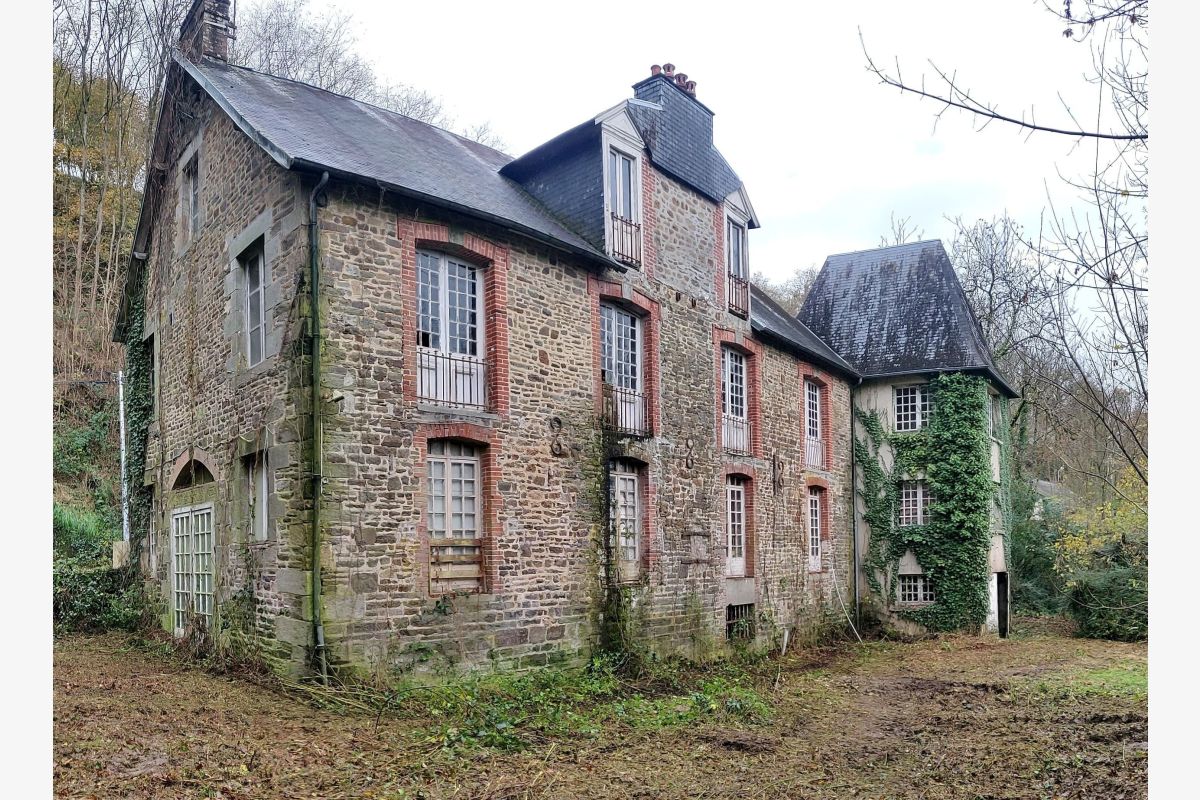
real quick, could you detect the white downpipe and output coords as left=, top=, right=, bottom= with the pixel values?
left=117, top=369, right=130, bottom=542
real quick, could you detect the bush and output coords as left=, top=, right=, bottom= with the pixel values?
left=53, top=560, right=146, bottom=633
left=53, top=502, right=116, bottom=563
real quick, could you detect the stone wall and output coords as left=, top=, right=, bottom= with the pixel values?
left=142, top=82, right=858, bottom=677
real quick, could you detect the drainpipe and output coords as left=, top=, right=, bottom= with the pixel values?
left=849, top=375, right=863, bottom=626
left=308, top=171, right=330, bottom=683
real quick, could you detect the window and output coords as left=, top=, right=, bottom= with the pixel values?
left=726, top=603, right=755, bottom=641
left=726, top=218, right=749, bottom=316
left=607, top=147, right=641, bottom=267
left=246, top=452, right=268, bottom=542
left=183, top=154, right=200, bottom=242
left=804, top=379, right=824, bottom=469
left=893, top=384, right=931, bottom=432
left=427, top=440, right=483, bottom=593
left=726, top=475, right=747, bottom=576
left=898, top=481, right=935, bottom=526
left=721, top=347, right=750, bottom=454
left=808, top=488, right=823, bottom=569
left=171, top=504, right=214, bottom=635
left=417, top=250, right=487, bottom=409
left=898, top=574, right=936, bottom=604
left=600, top=303, right=647, bottom=435
left=145, top=335, right=156, bottom=417
left=610, top=460, right=641, bottom=578
left=242, top=244, right=266, bottom=367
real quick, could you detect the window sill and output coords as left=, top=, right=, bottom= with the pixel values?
left=233, top=354, right=280, bottom=388
left=416, top=404, right=499, bottom=421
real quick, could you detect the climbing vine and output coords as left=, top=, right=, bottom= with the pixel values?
left=855, top=373, right=996, bottom=631
left=122, top=265, right=155, bottom=581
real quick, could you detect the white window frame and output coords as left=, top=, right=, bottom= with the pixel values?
left=898, top=574, right=936, bottom=604
left=600, top=124, right=645, bottom=262
left=171, top=503, right=214, bottom=636
left=610, top=460, right=641, bottom=572
left=607, top=146, right=639, bottom=223
left=248, top=452, right=269, bottom=542
left=416, top=249, right=487, bottom=408
left=427, top=440, right=484, bottom=593
left=808, top=488, right=822, bottom=570
left=893, top=384, right=931, bottom=432
left=600, top=303, right=646, bottom=433
left=243, top=245, right=267, bottom=368
left=726, top=476, right=747, bottom=577
left=722, top=347, right=750, bottom=453
left=898, top=480, right=935, bottom=527
left=726, top=216, right=748, bottom=281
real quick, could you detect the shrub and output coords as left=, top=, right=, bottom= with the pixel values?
left=53, top=559, right=146, bottom=633
left=1067, top=553, right=1147, bottom=642
left=53, top=502, right=115, bottom=563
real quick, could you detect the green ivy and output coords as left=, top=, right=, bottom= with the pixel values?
left=855, top=373, right=997, bottom=631
left=121, top=266, right=155, bottom=578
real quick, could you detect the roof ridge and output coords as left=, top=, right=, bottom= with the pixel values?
left=198, top=56, right=513, bottom=164
left=823, top=239, right=943, bottom=260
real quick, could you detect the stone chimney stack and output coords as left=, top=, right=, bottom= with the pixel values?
left=180, top=0, right=235, bottom=62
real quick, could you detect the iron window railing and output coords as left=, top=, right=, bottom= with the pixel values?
left=602, top=384, right=650, bottom=436
left=727, top=273, right=750, bottom=317
left=722, top=413, right=752, bottom=455
left=610, top=212, right=642, bottom=268
left=726, top=603, right=756, bottom=641
left=417, top=349, right=488, bottom=410
left=804, top=437, right=826, bottom=470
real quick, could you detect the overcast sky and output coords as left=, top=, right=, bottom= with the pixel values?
left=307, top=0, right=1106, bottom=282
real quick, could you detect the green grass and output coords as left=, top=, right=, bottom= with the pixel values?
left=1010, top=659, right=1147, bottom=702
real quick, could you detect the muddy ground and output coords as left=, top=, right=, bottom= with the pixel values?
left=54, top=619, right=1146, bottom=799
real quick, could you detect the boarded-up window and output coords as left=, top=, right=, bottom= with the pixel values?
left=428, top=440, right=483, bottom=593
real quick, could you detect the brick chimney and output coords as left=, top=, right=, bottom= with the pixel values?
left=180, top=0, right=235, bottom=62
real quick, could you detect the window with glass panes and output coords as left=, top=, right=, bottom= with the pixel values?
left=610, top=461, right=641, bottom=564
left=243, top=246, right=266, bottom=367
left=808, top=488, right=822, bottom=565
left=726, top=476, right=747, bottom=576
left=805, top=380, right=821, bottom=440
left=608, top=148, right=636, bottom=221
left=600, top=304, right=640, bottom=392
left=898, top=481, right=934, bottom=526
left=898, top=574, right=936, bottom=603
left=171, top=505, right=214, bottom=634
left=418, top=251, right=481, bottom=356
left=727, top=219, right=747, bottom=280
left=427, top=441, right=483, bottom=592
left=893, top=384, right=931, bottom=431
left=722, top=348, right=746, bottom=420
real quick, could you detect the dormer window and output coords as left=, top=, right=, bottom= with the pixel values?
left=606, top=146, right=642, bottom=268
left=726, top=215, right=749, bottom=317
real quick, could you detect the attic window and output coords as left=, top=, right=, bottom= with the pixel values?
left=893, top=384, right=931, bottom=432
left=606, top=147, right=642, bottom=268
left=726, top=217, right=749, bottom=317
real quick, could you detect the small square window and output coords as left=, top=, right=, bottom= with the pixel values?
left=893, top=385, right=931, bottom=432
left=898, top=574, right=936, bottom=604
left=898, top=481, right=935, bottom=526
left=726, top=603, right=755, bottom=641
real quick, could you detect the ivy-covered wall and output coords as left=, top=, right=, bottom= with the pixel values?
left=853, top=372, right=1008, bottom=632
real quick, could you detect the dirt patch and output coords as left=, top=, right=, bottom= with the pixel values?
left=54, top=625, right=1147, bottom=799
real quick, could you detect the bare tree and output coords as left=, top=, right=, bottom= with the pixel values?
left=862, top=1, right=1148, bottom=494
left=230, top=0, right=505, bottom=151
left=752, top=265, right=821, bottom=315
left=879, top=212, right=925, bottom=247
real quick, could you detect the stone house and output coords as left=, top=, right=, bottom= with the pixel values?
left=799, top=241, right=1018, bottom=636
left=114, top=0, right=864, bottom=677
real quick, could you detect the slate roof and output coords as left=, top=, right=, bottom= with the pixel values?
left=176, top=54, right=620, bottom=269
left=749, top=284, right=856, bottom=377
left=797, top=241, right=1017, bottom=397
left=625, top=76, right=747, bottom=214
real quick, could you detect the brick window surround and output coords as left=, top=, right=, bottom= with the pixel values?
left=414, top=422, right=501, bottom=597
left=723, top=464, right=757, bottom=578
left=397, top=219, right=510, bottom=416
left=588, top=276, right=662, bottom=437
left=805, top=475, right=831, bottom=573
left=798, top=364, right=834, bottom=472
left=713, top=328, right=763, bottom=458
